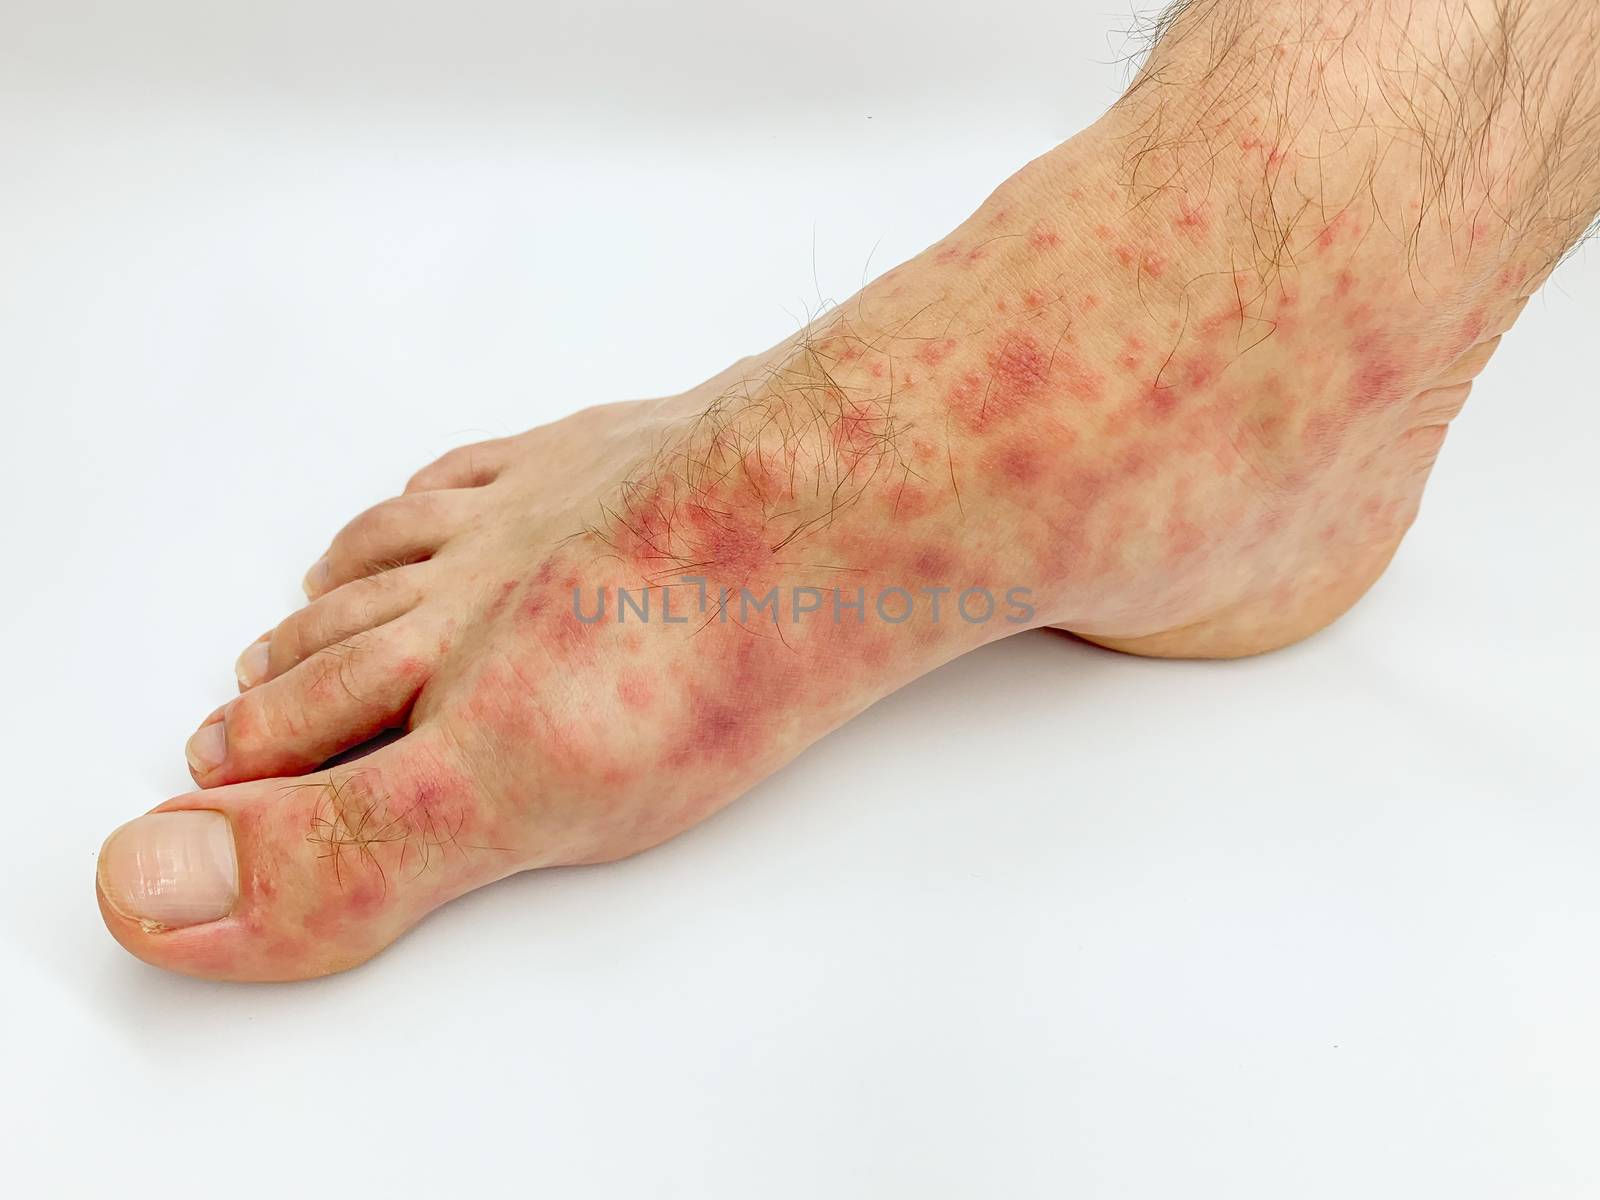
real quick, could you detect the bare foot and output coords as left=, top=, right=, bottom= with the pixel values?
left=98, top=0, right=1600, bottom=979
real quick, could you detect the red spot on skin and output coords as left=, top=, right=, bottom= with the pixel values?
left=520, top=589, right=551, bottom=624
left=1239, top=135, right=1264, bottom=151
left=1316, top=211, right=1354, bottom=251
left=996, top=297, right=1009, bottom=313
left=833, top=399, right=887, bottom=468
left=617, top=668, right=654, bottom=712
left=1079, top=294, right=1100, bottom=312
left=1022, top=288, right=1048, bottom=310
left=1342, top=303, right=1373, bottom=330
left=486, top=578, right=519, bottom=620
left=1058, top=466, right=1107, bottom=512
left=1165, top=515, right=1204, bottom=562
left=1141, top=382, right=1181, bottom=420
left=869, top=361, right=885, bottom=378
left=1349, top=332, right=1410, bottom=409
left=946, top=333, right=1053, bottom=432
left=909, top=546, right=954, bottom=580
left=1175, top=202, right=1209, bottom=233
left=1183, top=355, right=1220, bottom=389
left=990, top=207, right=1010, bottom=225
left=1142, top=251, right=1167, bottom=278
left=985, top=441, right=1043, bottom=485
left=1199, top=295, right=1248, bottom=336
left=934, top=245, right=962, bottom=264
left=837, top=345, right=864, bottom=361
left=671, top=635, right=802, bottom=768
left=989, top=336, right=1050, bottom=400
left=1068, top=188, right=1084, bottom=201
left=1497, top=264, right=1526, bottom=292
left=1117, top=351, right=1142, bottom=372
left=1114, top=244, right=1137, bottom=268
left=1334, top=269, right=1356, bottom=298
left=966, top=246, right=989, bottom=264
left=888, top=482, right=931, bottom=518
left=347, top=880, right=384, bottom=917
left=1093, top=223, right=1114, bottom=241
left=1029, top=226, right=1062, bottom=250
left=549, top=598, right=603, bottom=663
left=685, top=502, right=772, bottom=578
left=916, top=338, right=958, bottom=366
left=1058, top=350, right=1106, bottom=403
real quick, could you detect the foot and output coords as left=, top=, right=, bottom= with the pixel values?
left=98, top=0, right=1599, bottom=979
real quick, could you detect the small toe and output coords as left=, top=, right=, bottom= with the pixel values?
left=245, top=565, right=430, bottom=690
left=404, top=438, right=515, bottom=494
left=191, top=616, right=444, bottom=787
left=307, top=490, right=481, bottom=599
left=99, top=733, right=529, bottom=981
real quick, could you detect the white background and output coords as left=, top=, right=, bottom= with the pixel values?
left=2, top=1, right=1597, bottom=1195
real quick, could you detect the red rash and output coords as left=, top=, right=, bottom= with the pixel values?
left=985, top=441, right=1043, bottom=484
left=1175, top=203, right=1209, bottom=233
left=486, top=578, right=519, bottom=620
left=1141, top=382, right=1181, bottom=420
left=682, top=503, right=772, bottom=580
left=1348, top=331, right=1410, bottom=410
left=616, top=668, right=655, bottom=712
left=909, top=546, right=954, bottom=580
left=944, top=332, right=1053, bottom=432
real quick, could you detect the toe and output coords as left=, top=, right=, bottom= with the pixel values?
left=306, top=490, right=481, bottom=599
left=404, top=437, right=515, bottom=494
left=242, top=565, right=429, bottom=690
left=191, top=616, right=443, bottom=787
left=98, top=733, right=529, bottom=981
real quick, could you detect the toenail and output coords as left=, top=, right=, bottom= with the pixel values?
left=303, top=558, right=330, bottom=598
left=98, top=811, right=238, bottom=928
left=185, top=721, right=227, bottom=775
left=235, top=640, right=270, bottom=690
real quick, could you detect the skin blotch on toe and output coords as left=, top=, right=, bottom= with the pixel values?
left=297, top=770, right=513, bottom=897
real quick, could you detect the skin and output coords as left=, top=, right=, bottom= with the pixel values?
left=99, top=0, right=1599, bottom=979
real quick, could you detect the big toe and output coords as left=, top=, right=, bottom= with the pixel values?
left=97, top=733, right=528, bottom=981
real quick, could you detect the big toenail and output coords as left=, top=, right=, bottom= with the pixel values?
left=98, top=811, right=238, bottom=928
left=235, top=640, right=270, bottom=690
left=303, top=558, right=330, bottom=598
left=185, top=721, right=227, bottom=775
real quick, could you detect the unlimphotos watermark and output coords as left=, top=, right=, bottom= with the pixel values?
left=571, top=577, right=1035, bottom=626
